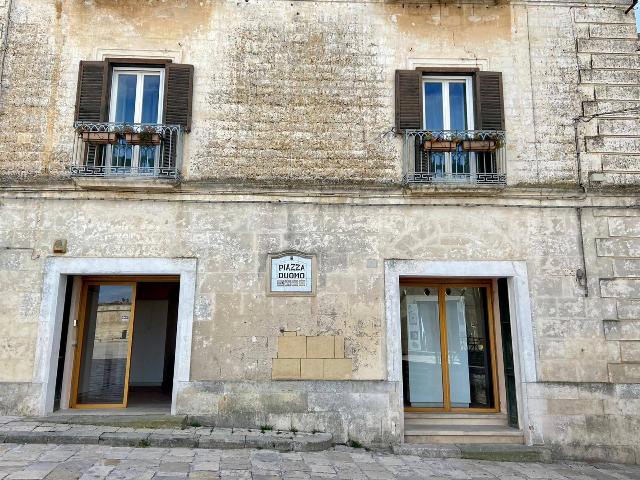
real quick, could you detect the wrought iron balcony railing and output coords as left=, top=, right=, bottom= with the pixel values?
left=71, top=122, right=184, bottom=179
left=403, top=130, right=506, bottom=186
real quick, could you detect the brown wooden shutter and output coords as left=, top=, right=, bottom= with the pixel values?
left=74, top=61, right=108, bottom=122
left=473, top=71, right=505, bottom=130
left=395, top=70, right=423, bottom=132
left=164, top=63, right=194, bottom=132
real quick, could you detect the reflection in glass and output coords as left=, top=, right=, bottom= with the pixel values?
left=77, top=284, right=133, bottom=405
left=140, top=75, right=161, bottom=173
left=446, top=287, right=494, bottom=408
left=424, top=83, right=444, bottom=130
left=448, top=82, right=467, bottom=130
left=401, top=288, right=444, bottom=408
left=400, top=285, right=495, bottom=410
left=141, top=75, right=160, bottom=123
left=114, top=75, right=137, bottom=124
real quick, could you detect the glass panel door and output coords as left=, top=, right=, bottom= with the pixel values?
left=109, top=68, right=164, bottom=175
left=111, top=74, right=137, bottom=172
left=422, top=77, right=474, bottom=182
left=424, top=83, right=446, bottom=178
left=72, top=282, right=136, bottom=407
left=139, top=75, right=162, bottom=174
left=448, top=82, right=471, bottom=179
left=401, top=288, right=444, bottom=408
left=401, top=282, right=497, bottom=411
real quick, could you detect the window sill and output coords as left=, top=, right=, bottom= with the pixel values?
left=72, top=176, right=181, bottom=191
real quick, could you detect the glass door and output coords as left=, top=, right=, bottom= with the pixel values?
left=401, top=281, right=498, bottom=412
left=423, top=76, right=475, bottom=181
left=70, top=282, right=137, bottom=408
left=108, top=68, right=164, bottom=175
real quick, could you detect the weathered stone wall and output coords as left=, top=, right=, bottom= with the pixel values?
left=526, top=208, right=640, bottom=463
left=575, top=7, right=640, bottom=187
left=1, top=194, right=639, bottom=455
left=0, top=0, right=639, bottom=463
left=0, top=0, right=636, bottom=186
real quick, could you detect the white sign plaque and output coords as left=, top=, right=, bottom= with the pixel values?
left=268, top=253, right=315, bottom=295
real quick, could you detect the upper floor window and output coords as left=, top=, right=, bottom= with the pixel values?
left=71, top=59, right=193, bottom=179
left=111, top=68, right=165, bottom=125
left=423, top=76, right=474, bottom=131
left=396, top=69, right=506, bottom=186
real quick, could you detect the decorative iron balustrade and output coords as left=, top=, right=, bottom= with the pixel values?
left=71, top=122, right=184, bottom=179
left=403, top=130, right=506, bottom=185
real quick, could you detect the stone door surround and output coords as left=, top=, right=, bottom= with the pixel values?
left=33, top=257, right=197, bottom=415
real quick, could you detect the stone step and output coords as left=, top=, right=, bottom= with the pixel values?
left=404, top=412, right=508, bottom=426
left=31, top=413, right=187, bottom=429
left=0, top=419, right=333, bottom=452
left=393, top=443, right=551, bottom=462
left=404, top=424, right=524, bottom=445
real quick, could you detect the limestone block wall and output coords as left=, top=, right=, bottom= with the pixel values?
left=595, top=211, right=640, bottom=383
left=574, top=6, right=640, bottom=187
left=0, top=0, right=636, bottom=187
left=272, top=333, right=352, bottom=380
left=0, top=1, right=9, bottom=74
left=525, top=208, right=640, bottom=464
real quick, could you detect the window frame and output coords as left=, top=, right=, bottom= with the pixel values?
left=421, top=75, right=476, bottom=181
left=421, top=75, right=475, bottom=132
left=106, top=67, right=166, bottom=174
left=108, top=66, right=165, bottom=125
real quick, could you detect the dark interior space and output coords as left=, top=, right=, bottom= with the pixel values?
left=127, top=281, right=180, bottom=408
left=53, top=276, right=74, bottom=411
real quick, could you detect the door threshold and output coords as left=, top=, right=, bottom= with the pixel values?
left=51, top=405, right=171, bottom=416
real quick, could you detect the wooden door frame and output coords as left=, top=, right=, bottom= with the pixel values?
left=69, top=279, right=138, bottom=409
left=400, top=278, right=500, bottom=413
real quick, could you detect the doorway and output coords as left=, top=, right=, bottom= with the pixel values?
left=400, top=279, right=499, bottom=412
left=69, top=276, right=179, bottom=409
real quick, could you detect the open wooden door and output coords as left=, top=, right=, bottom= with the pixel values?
left=70, top=281, right=137, bottom=408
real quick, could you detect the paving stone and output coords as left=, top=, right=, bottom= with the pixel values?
left=0, top=436, right=639, bottom=480
left=192, top=461, right=220, bottom=471
left=188, top=472, right=218, bottom=479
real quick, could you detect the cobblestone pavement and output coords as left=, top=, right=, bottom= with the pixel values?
left=0, top=443, right=639, bottom=480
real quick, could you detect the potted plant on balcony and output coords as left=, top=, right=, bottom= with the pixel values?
left=78, top=127, right=119, bottom=145
left=422, top=132, right=459, bottom=152
left=461, top=132, right=502, bottom=152
left=121, top=125, right=162, bottom=146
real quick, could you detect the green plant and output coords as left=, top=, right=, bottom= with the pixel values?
left=189, top=419, right=202, bottom=428
left=259, top=424, right=273, bottom=433
left=290, top=426, right=298, bottom=434
left=137, top=439, right=151, bottom=448
left=138, top=125, right=159, bottom=145
left=347, top=439, right=363, bottom=448
left=311, top=429, right=320, bottom=434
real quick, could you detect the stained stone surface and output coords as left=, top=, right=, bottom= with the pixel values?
left=0, top=443, right=638, bottom=479
left=0, top=417, right=332, bottom=453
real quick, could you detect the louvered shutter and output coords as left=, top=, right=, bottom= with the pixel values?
left=74, top=61, right=108, bottom=122
left=395, top=70, right=423, bottom=132
left=164, top=63, right=194, bottom=132
left=473, top=72, right=505, bottom=130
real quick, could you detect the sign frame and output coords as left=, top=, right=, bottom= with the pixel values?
left=266, top=251, right=317, bottom=297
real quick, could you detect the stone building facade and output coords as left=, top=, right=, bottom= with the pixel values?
left=0, top=0, right=639, bottom=465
